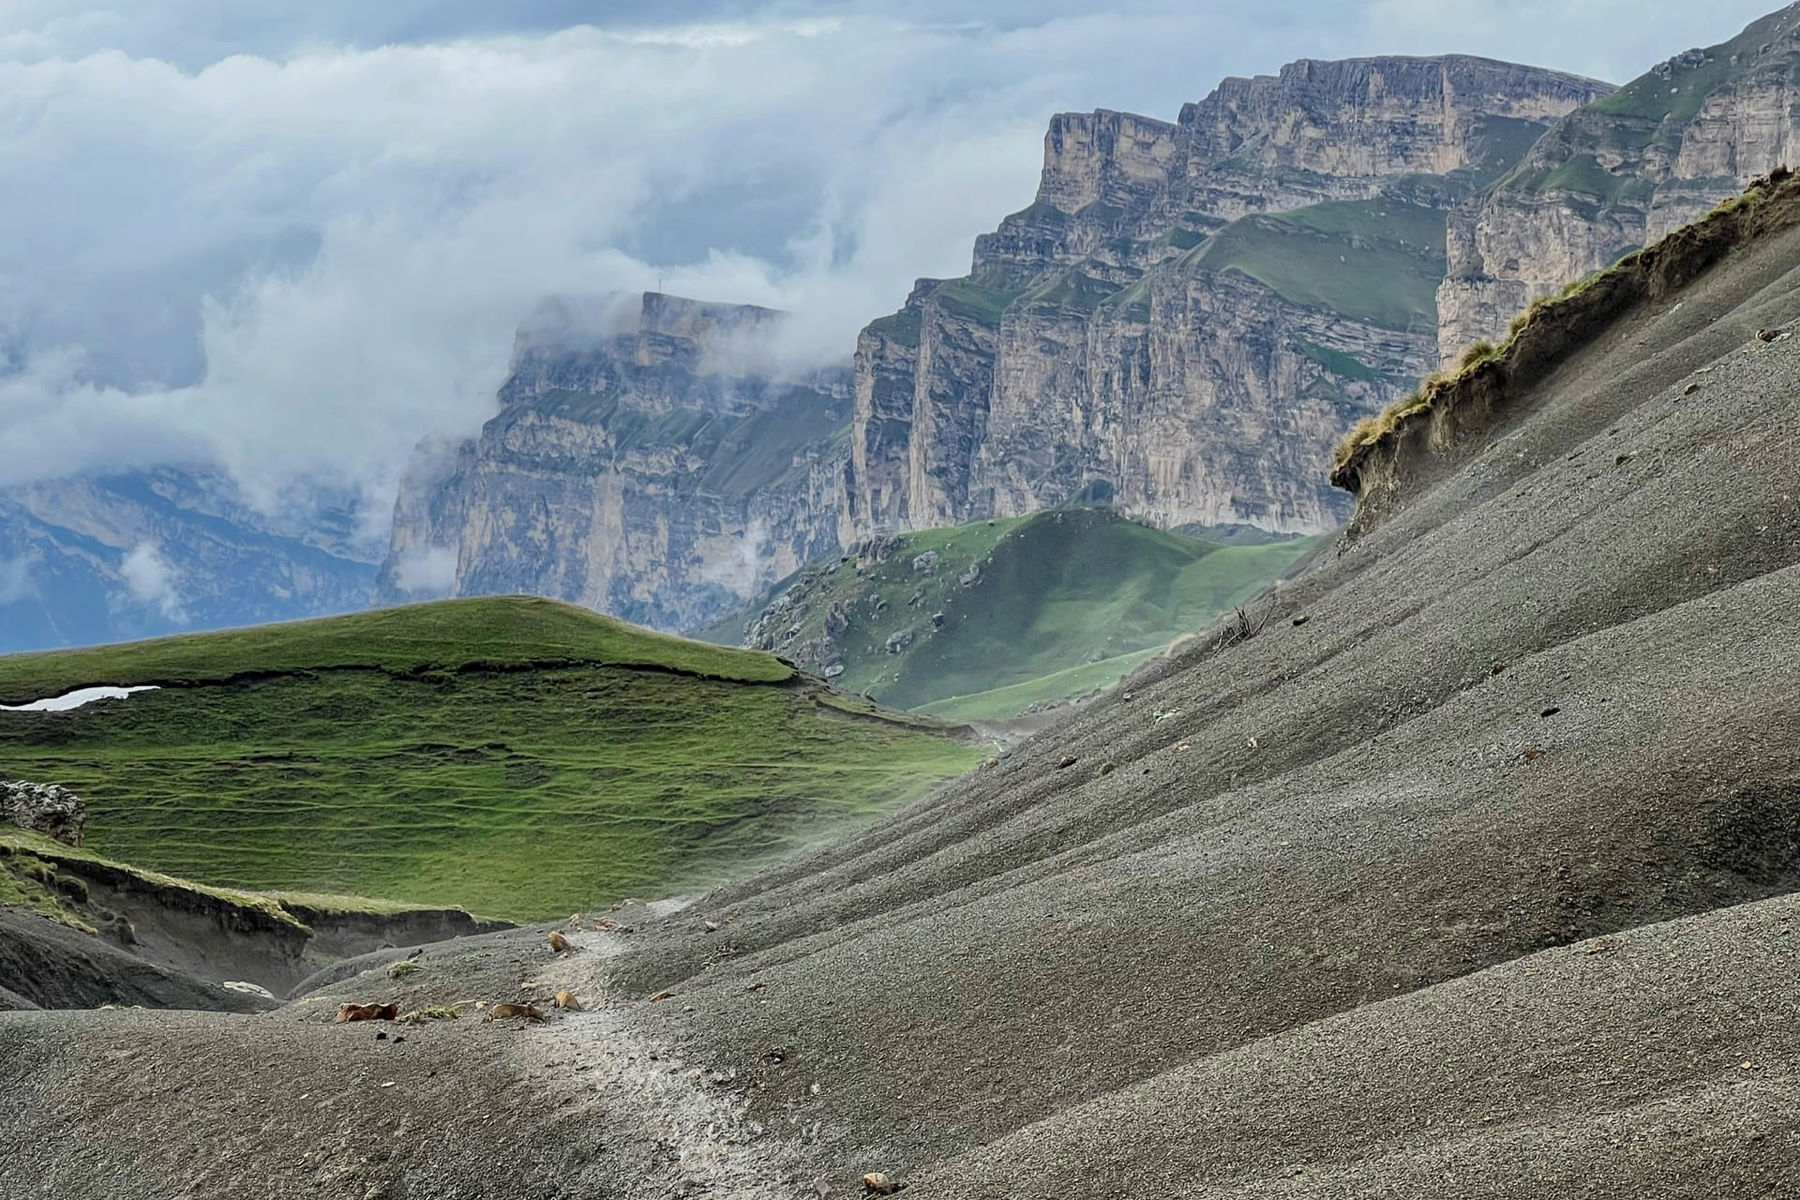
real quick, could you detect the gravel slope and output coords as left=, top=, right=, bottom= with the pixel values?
left=4, top=189, right=1800, bottom=1198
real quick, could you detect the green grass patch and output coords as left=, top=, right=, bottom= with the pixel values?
left=0, top=603, right=979, bottom=920
left=1294, top=339, right=1384, bottom=383
left=1194, top=199, right=1447, bottom=330
left=1015, top=268, right=1122, bottom=317
left=0, top=841, right=80, bottom=927
left=866, top=309, right=922, bottom=350
left=878, top=518, right=1316, bottom=711
left=1159, top=228, right=1209, bottom=251
left=0, top=596, right=790, bottom=704
left=1527, top=154, right=1659, bottom=205
left=0, top=827, right=305, bottom=930
left=915, top=648, right=1165, bottom=724
left=739, top=510, right=1315, bottom=720
left=931, top=279, right=1022, bottom=328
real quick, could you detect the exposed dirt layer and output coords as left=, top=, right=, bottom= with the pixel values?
left=0, top=840, right=508, bottom=1008
left=0, top=909, right=276, bottom=1014
left=5, top=152, right=1800, bottom=1199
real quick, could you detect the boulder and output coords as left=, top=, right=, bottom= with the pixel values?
left=2, top=781, right=86, bottom=847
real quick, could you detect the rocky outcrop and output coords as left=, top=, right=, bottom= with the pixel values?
left=843, top=56, right=1611, bottom=542
left=2, top=781, right=85, bottom=846
left=1437, top=4, right=1800, bottom=358
left=379, top=293, right=851, bottom=632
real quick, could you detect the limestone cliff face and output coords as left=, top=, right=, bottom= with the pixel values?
left=378, top=294, right=849, bottom=632
left=845, top=56, right=1610, bottom=541
left=1438, top=4, right=1800, bottom=358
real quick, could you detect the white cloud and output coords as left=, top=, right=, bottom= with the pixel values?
left=699, top=519, right=773, bottom=597
left=119, top=541, right=186, bottom=620
left=0, top=554, right=32, bottom=605
left=391, top=545, right=458, bottom=596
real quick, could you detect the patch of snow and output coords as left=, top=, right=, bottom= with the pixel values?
left=1, top=685, right=160, bottom=712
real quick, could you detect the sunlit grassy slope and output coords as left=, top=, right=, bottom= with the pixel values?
left=0, top=597, right=980, bottom=920
left=709, top=511, right=1317, bottom=722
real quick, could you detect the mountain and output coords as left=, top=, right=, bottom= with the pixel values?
left=841, top=56, right=1612, bottom=543
left=1438, top=2, right=1800, bottom=356
left=716, top=508, right=1316, bottom=722
left=0, top=596, right=978, bottom=921
left=377, top=293, right=851, bottom=632
left=0, top=468, right=377, bottom=655
left=7, top=166, right=1799, bottom=1198
left=379, top=57, right=1606, bottom=636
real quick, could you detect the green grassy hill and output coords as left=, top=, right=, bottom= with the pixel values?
left=0, top=597, right=980, bottom=920
left=717, top=510, right=1317, bottom=722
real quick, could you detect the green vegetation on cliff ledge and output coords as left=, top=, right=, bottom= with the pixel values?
left=0, top=598, right=979, bottom=920
left=1195, top=197, right=1447, bottom=330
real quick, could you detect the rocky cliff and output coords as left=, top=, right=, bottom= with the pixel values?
left=378, top=294, right=851, bottom=631
left=844, top=56, right=1612, bottom=541
left=1437, top=3, right=1800, bottom=357
left=0, top=469, right=377, bottom=655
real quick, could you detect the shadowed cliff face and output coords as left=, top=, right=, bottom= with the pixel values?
left=1438, top=3, right=1800, bottom=359
left=377, top=294, right=849, bottom=632
left=843, top=55, right=1612, bottom=543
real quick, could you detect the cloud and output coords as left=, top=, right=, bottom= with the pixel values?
left=699, top=519, right=772, bottom=597
left=119, top=541, right=186, bottom=620
left=0, top=554, right=32, bottom=605
left=391, top=545, right=458, bottom=596
left=0, top=0, right=1782, bottom=537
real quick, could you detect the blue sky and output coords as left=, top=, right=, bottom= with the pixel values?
left=0, top=0, right=1784, bottom=522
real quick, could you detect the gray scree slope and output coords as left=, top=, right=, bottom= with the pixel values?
left=4, top=184, right=1800, bottom=1198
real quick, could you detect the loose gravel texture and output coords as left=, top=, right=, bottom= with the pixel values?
left=5, top=187, right=1800, bottom=1199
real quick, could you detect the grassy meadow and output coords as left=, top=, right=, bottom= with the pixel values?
left=0, top=598, right=980, bottom=920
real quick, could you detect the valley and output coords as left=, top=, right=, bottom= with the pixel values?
left=715, top=508, right=1316, bottom=721
left=7, top=157, right=1799, bottom=1196
left=8, top=5, right=1800, bottom=1198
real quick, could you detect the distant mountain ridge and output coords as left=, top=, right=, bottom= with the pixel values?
left=382, top=56, right=1611, bottom=632
left=22, top=13, right=1800, bottom=652
left=0, top=469, right=376, bottom=655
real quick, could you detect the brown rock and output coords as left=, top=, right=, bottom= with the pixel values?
left=483, top=1003, right=544, bottom=1023
left=553, top=990, right=582, bottom=1011
left=334, top=1003, right=398, bottom=1024
left=548, top=931, right=570, bottom=953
